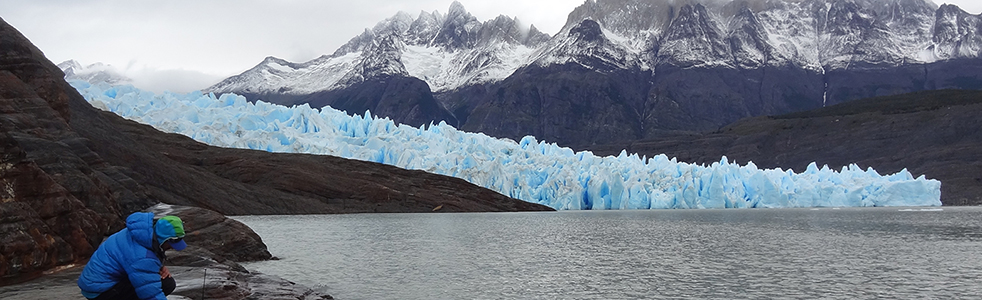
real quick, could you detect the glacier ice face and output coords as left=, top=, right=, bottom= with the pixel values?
left=71, top=80, right=943, bottom=210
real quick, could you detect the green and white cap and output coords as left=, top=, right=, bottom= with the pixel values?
left=154, top=216, right=187, bottom=251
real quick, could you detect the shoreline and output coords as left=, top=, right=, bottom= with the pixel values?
left=0, top=262, right=330, bottom=300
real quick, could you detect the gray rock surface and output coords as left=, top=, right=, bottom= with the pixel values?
left=0, top=264, right=332, bottom=300
left=1, top=204, right=332, bottom=299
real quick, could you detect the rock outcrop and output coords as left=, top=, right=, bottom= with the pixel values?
left=149, top=204, right=334, bottom=300
left=0, top=16, right=128, bottom=283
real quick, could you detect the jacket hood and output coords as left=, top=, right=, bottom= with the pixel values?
left=124, top=212, right=156, bottom=250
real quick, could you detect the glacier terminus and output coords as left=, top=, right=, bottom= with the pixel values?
left=71, top=80, right=942, bottom=210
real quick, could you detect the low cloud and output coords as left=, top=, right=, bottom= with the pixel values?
left=126, top=68, right=227, bottom=94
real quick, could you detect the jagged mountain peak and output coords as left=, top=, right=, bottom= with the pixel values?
left=931, top=3, right=982, bottom=59
left=448, top=0, right=468, bottom=15
left=56, top=59, right=83, bottom=75
left=548, top=0, right=964, bottom=70
left=333, top=29, right=375, bottom=56
left=727, top=5, right=781, bottom=67
left=57, top=60, right=131, bottom=85
left=336, top=2, right=547, bottom=54
left=339, top=34, right=409, bottom=86
left=569, top=19, right=605, bottom=42
left=530, top=18, right=643, bottom=71
left=667, top=3, right=719, bottom=32
left=261, top=55, right=294, bottom=66
left=937, top=3, right=966, bottom=14
left=475, top=15, right=543, bottom=47
left=657, top=3, right=732, bottom=67
left=207, top=0, right=982, bottom=124
left=562, top=0, right=940, bottom=35
left=824, top=0, right=882, bottom=35
left=406, top=10, right=445, bottom=45
left=877, top=0, right=938, bottom=16
left=372, top=11, right=415, bottom=36
left=207, top=1, right=552, bottom=96
left=432, top=1, right=483, bottom=49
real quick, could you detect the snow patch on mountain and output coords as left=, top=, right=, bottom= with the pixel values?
left=402, top=43, right=538, bottom=91
left=206, top=54, right=362, bottom=96
left=530, top=19, right=647, bottom=71
left=58, top=60, right=132, bottom=85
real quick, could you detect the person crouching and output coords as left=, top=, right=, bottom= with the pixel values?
left=77, top=212, right=188, bottom=300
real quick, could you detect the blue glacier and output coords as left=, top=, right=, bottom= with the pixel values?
left=69, top=80, right=943, bottom=210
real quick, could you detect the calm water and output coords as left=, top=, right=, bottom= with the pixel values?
left=234, top=207, right=982, bottom=299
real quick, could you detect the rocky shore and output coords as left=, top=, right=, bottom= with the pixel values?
left=1, top=204, right=332, bottom=299
left=0, top=263, right=332, bottom=300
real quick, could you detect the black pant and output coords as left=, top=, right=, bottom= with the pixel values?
left=89, top=276, right=176, bottom=300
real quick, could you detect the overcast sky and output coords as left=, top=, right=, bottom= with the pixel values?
left=1, top=0, right=979, bottom=93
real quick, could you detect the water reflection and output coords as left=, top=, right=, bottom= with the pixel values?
left=236, top=207, right=982, bottom=300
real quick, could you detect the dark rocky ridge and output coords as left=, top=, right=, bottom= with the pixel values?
left=586, top=89, right=982, bottom=206
left=263, top=75, right=459, bottom=128
left=0, top=15, right=550, bottom=287
left=452, top=55, right=981, bottom=147
left=0, top=17, right=121, bottom=282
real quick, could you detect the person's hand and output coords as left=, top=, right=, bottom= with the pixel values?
left=160, top=266, right=171, bottom=279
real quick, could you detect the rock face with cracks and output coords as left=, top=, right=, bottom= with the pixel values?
left=0, top=16, right=121, bottom=283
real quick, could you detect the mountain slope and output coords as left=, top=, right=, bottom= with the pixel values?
left=208, top=0, right=982, bottom=146
left=586, top=89, right=982, bottom=206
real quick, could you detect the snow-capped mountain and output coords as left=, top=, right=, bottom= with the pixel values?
left=932, top=4, right=982, bottom=60
left=58, top=60, right=131, bottom=85
left=535, top=0, right=949, bottom=70
left=207, top=1, right=549, bottom=96
left=207, top=0, right=982, bottom=147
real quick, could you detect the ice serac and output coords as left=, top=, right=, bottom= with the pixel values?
left=72, top=80, right=944, bottom=210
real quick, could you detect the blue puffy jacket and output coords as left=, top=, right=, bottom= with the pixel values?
left=77, top=212, right=167, bottom=300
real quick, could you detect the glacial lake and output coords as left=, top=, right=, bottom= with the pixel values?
left=234, top=207, right=982, bottom=299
